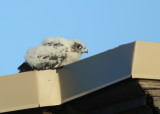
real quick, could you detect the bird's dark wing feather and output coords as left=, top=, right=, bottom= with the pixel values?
left=18, top=62, right=35, bottom=73
left=38, top=54, right=67, bottom=69
left=43, top=42, right=64, bottom=47
left=18, top=55, right=67, bottom=72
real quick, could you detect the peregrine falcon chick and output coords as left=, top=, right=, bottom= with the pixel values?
left=18, top=37, right=88, bottom=72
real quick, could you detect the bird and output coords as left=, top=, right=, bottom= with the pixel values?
left=18, top=37, right=88, bottom=72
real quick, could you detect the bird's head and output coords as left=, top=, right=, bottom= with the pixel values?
left=70, top=39, right=88, bottom=54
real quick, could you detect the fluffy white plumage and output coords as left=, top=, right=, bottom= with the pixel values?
left=18, top=37, right=87, bottom=72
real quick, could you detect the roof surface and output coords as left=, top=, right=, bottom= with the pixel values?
left=1, top=41, right=160, bottom=113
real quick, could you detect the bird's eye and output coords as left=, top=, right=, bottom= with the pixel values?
left=77, top=45, right=82, bottom=49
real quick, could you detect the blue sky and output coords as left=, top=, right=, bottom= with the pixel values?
left=0, top=0, right=160, bottom=76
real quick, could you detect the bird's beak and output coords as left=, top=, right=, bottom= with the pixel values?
left=82, top=49, right=88, bottom=53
